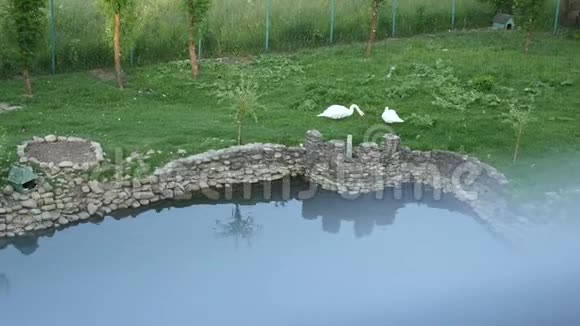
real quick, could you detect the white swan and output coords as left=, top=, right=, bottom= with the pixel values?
left=382, top=107, right=404, bottom=124
left=317, top=104, right=364, bottom=120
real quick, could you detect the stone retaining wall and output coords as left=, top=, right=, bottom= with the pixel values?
left=303, top=130, right=523, bottom=239
left=0, top=144, right=304, bottom=238
left=0, top=130, right=523, bottom=241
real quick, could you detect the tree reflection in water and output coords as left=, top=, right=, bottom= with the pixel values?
left=214, top=204, right=262, bottom=249
left=0, top=273, right=10, bottom=297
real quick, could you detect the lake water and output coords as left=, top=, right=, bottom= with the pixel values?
left=1, top=183, right=579, bottom=326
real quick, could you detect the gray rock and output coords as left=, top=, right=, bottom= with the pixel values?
left=2, top=185, right=14, bottom=195
left=88, top=181, right=104, bottom=194
left=133, top=192, right=154, bottom=200
left=87, top=203, right=100, bottom=216
left=41, top=212, right=52, bottom=221
left=43, top=197, right=55, bottom=205
left=59, top=161, right=74, bottom=168
left=44, top=135, right=57, bottom=142
left=132, top=179, right=142, bottom=189
left=21, top=199, right=38, bottom=209
left=42, top=205, right=57, bottom=211
left=58, top=217, right=69, bottom=225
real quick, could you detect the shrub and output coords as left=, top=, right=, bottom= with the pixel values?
left=502, top=95, right=536, bottom=164
left=218, top=76, right=267, bottom=145
left=407, top=113, right=435, bottom=128
left=470, top=75, right=495, bottom=92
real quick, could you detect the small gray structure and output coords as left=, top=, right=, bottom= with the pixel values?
left=493, top=13, right=515, bottom=30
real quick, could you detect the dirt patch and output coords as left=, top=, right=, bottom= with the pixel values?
left=25, top=141, right=98, bottom=165
left=90, top=68, right=126, bottom=83
left=209, top=57, right=254, bottom=65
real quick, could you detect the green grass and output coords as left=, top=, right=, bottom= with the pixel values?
left=1, top=31, right=579, bottom=198
left=0, top=0, right=563, bottom=77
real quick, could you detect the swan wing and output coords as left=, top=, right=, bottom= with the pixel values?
left=391, top=110, right=404, bottom=122
left=382, top=110, right=405, bottom=123
left=317, top=105, right=349, bottom=119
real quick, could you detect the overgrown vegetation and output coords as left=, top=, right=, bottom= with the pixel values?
left=0, top=127, right=14, bottom=186
left=514, top=0, right=545, bottom=53
left=479, top=0, right=514, bottom=13
left=0, top=32, right=579, bottom=196
left=0, top=0, right=527, bottom=77
left=3, top=0, right=47, bottom=95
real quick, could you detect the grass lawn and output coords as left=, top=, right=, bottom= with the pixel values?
left=1, top=31, right=579, bottom=198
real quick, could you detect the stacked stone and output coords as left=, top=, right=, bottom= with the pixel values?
left=301, top=129, right=515, bottom=237
left=1, top=131, right=515, bottom=241
left=1, top=143, right=306, bottom=239
left=383, top=133, right=401, bottom=158
left=304, top=130, right=327, bottom=165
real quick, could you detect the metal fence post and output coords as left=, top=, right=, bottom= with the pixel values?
left=49, top=0, right=56, bottom=75
left=553, top=0, right=561, bottom=36
left=391, top=0, right=397, bottom=37
left=451, top=0, right=457, bottom=31
left=329, top=0, right=336, bottom=45
left=197, top=38, right=202, bottom=60
left=266, top=0, right=271, bottom=51
left=197, top=26, right=203, bottom=60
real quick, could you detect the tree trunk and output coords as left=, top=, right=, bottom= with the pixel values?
left=113, top=12, right=124, bottom=90
left=513, top=123, right=523, bottom=164
left=237, top=121, right=243, bottom=145
left=22, top=68, right=32, bottom=97
left=188, top=14, right=199, bottom=78
left=524, top=31, right=532, bottom=54
left=365, top=0, right=380, bottom=58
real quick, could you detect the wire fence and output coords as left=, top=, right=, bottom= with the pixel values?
left=0, top=0, right=575, bottom=78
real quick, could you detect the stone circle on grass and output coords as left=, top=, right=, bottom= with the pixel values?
left=17, top=136, right=105, bottom=172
